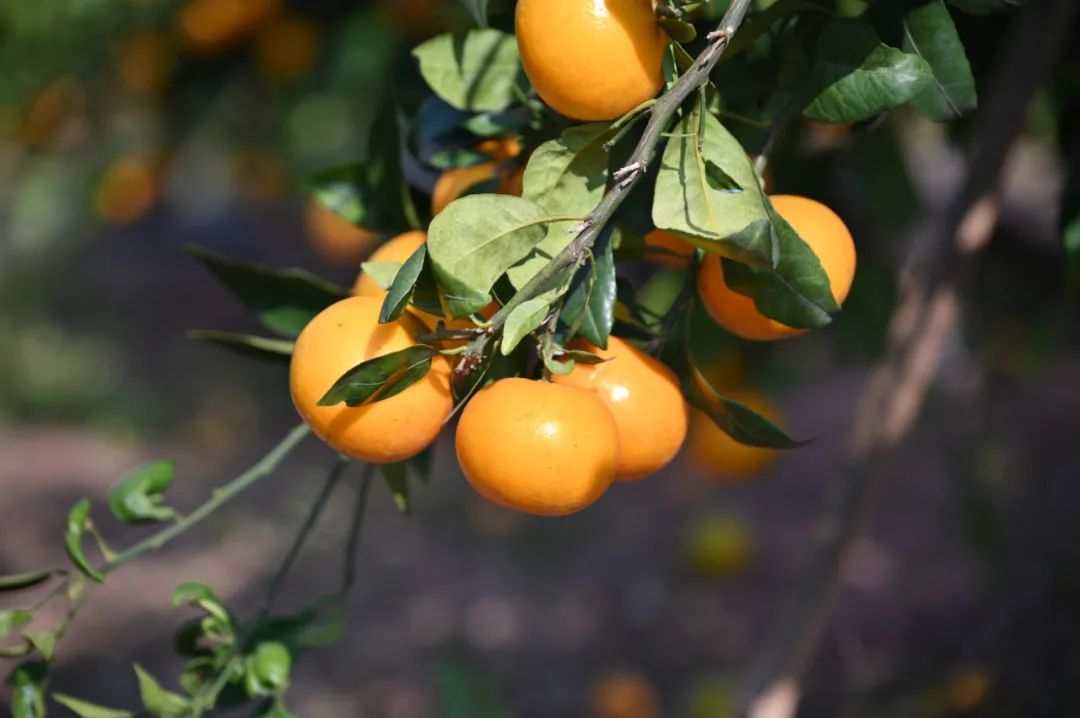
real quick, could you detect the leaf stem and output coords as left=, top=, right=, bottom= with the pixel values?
left=465, top=0, right=754, bottom=360
left=104, top=424, right=311, bottom=574
left=256, top=456, right=349, bottom=622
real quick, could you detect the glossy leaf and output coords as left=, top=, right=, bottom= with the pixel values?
left=187, top=331, right=294, bottom=363
left=659, top=17, right=697, bottom=42
left=413, top=30, right=524, bottom=113
left=501, top=298, right=552, bottom=355
left=8, top=661, right=48, bottom=718
left=803, top=19, right=933, bottom=123
left=134, top=665, right=189, bottom=717
left=560, top=230, right=616, bottom=349
left=171, top=583, right=234, bottom=631
left=360, top=261, right=402, bottom=291
left=513, top=123, right=611, bottom=288
left=186, top=246, right=348, bottom=339
left=0, top=610, right=32, bottom=641
left=318, top=345, right=438, bottom=407
left=380, top=243, right=427, bottom=323
left=64, top=500, right=105, bottom=583
left=901, top=0, right=976, bottom=121
left=427, top=195, right=557, bottom=316
left=245, top=642, right=292, bottom=698
left=0, top=571, right=53, bottom=594
left=108, top=460, right=177, bottom=525
left=53, top=694, right=134, bottom=718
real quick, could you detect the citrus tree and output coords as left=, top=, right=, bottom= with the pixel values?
left=2, top=0, right=1075, bottom=716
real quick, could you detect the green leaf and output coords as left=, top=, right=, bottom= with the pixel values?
left=457, top=0, right=489, bottom=27
left=246, top=642, right=291, bottom=696
left=107, top=460, right=177, bottom=525
left=186, top=245, right=348, bottom=339
left=318, top=345, right=438, bottom=407
left=687, top=364, right=806, bottom=449
left=382, top=462, right=412, bottom=514
left=653, top=106, right=772, bottom=262
left=187, top=331, right=294, bottom=363
left=462, top=110, right=532, bottom=137
left=360, top=261, right=403, bottom=291
left=53, top=694, right=134, bottom=718
left=304, top=102, right=407, bottom=231
left=901, top=0, right=976, bottom=121
left=134, top=665, right=189, bottom=717
left=428, top=146, right=492, bottom=170
left=8, top=661, right=48, bottom=718
left=803, top=19, right=933, bottom=123
left=171, top=583, right=233, bottom=630
left=704, top=160, right=742, bottom=192
left=513, top=123, right=612, bottom=288
left=26, top=632, right=56, bottom=661
left=719, top=203, right=838, bottom=329
left=427, top=195, right=557, bottom=315
left=560, top=230, right=616, bottom=349
left=501, top=298, right=552, bottom=355
left=0, top=610, right=32, bottom=641
left=659, top=17, right=697, bottom=42
left=64, top=500, right=105, bottom=583
left=0, top=571, right=53, bottom=594
left=380, top=243, right=427, bottom=323
left=413, top=30, right=524, bottom=113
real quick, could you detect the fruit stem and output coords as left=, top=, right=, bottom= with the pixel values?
left=469, top=0, right=754, bottom=360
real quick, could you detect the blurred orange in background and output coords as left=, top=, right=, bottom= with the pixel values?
left=689, top=391, right=781, bottom=480
left=95, top=154, right=164, bottom=225
left=21, top=75, right=87, bottom=149
left=305, top=200, right=382, bottom=266
left=117, top=30, right=177, bottom=95
left=254, top=12, right=321, bottom=83
left=591, top=671, right=661, bottom=718
left=179, top=0, right=281, bottom=54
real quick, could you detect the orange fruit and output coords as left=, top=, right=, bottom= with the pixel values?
left=698, top=195, right=856, bottom=341
left=689, top=392, right=780, bottom=479
left=95, top=155, right=161, bottom=224
left=22, top=76, right=86, bottom=148
left=306, top=201, right=381, bottom=266
left=254, top=12, right=320, bottom=82
left=179, top=0, right=280, bottom=54
left=644, top=229, right=694, bottom=266
left=553, top=337, right=687, bottom=480
left=431, top=138, right=524, bottom=216
left=118, top=31, right=176, bottom=95
left=591, top=672, right=661, bottom=718
left=456, top=378, right=618, bottom=516
left=375, top=0, right=451, bottom=39
left=289, top=296, right=453, bottom=464
left=515, top=0, right=668, bottom=121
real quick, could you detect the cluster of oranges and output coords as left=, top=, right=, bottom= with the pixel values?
left=290, top=0, right=859, bottom=516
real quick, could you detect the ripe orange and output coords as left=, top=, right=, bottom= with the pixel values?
left=290, top=296, right=452, bottom=464
left=644, top=229, right=694, bottom=266
left=553, top=337, right=687, bottom=480
left=698, top=195, right=856, bottom=341
left=456, top=378, right=618, bottom=516
left=515, top=0, right=668, bottom=121
left=431, top=138, right=524, bottom=216
left=254, top=12, right=320, bottom=82
left=95, top=155, right=161, bottom=224
left=688, top=392, right=781, bottom=479
left=178, top=0, right=280, bottom=54
left=21, top=76, right=86, bottom=149
left=306, top=200, right=381, bottom=266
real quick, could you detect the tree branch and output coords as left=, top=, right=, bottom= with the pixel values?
left=463, top=0, right=754, bottom=361
left=737, top=1, right=1078, bottom=716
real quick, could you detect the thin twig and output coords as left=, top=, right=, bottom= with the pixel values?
left=103, top=424, right=312, bottom=573
left=462, top=0, right=755, bottom=362
left=256, top=455, right=349, bottom=622
left=737, top=1, right=1077, bottom=716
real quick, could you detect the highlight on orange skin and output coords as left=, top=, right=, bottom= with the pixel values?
left=455, top=377, right=619, bottom=517
left=553, top=337, right=688, bottom=480
left=515, top=0, right=669, bottom=121
left=698, top=195, right=856, bottom=341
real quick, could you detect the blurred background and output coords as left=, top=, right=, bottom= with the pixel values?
left=1, top=0, right=1079, bottom=716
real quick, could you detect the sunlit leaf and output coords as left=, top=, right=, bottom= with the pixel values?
left=0, top=610, right=32, bottom=642
left=53, top=694, right=134, bottom=718
left=108, top=460, right=177, bottom=525
left=413, top=30, right=524, bottom=113
left=64, top=500, right=104, bottom=583
left=8, top=661, right=48, bottom=718
left=501, top=298, right=552, bottom=355
left=0, top=571, right=53, bottom=594
left=134, top=665, right=189, bottom=717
